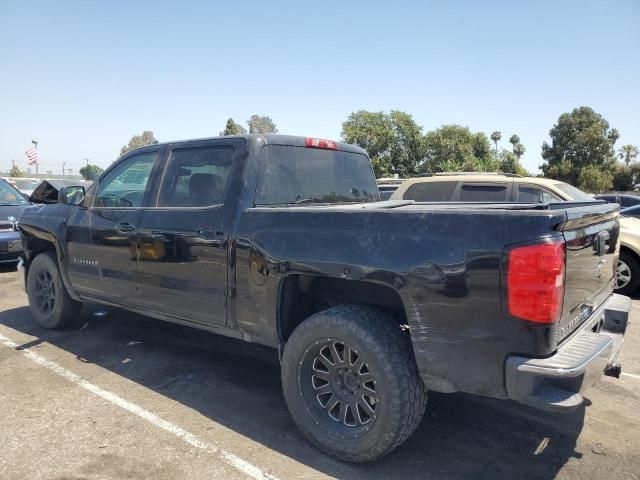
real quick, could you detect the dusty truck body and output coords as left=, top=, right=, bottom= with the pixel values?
left=18, top=134, right=630, bottom=462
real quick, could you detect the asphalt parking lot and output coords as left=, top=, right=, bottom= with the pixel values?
left=1, top=263, right=639, bottom=480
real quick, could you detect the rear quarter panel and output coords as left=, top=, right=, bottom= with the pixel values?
left=234, top=206, right=568, bottom=397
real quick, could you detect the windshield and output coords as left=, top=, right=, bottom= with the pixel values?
left=255, top=145, right=379, bottom=205
left=0, top=180, right=29, bottom=205
left=553, top=182, right=595, bottom=202
left=14, top=179, right=39, bottom=190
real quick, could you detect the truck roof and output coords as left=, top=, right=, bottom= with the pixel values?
left=133, top=134, right=366, bottom=156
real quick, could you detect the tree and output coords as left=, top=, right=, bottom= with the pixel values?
left=8, top=165, right=23, bottom=177
left=247, top=115, right=278, bottom=134
left=490, top=131, right=501, bottom=158
left=513, top=143, right=526, bottom=162
left=497, top=149, right=528, bottom=176
left=220, top=118, right=247, bottom=136
left=612, top=164, right=635, bottom=191
left=342, top=110, right=394, bottom=176
left=541, top=106, right=619, bottom=185
left=341, top=110, right=425, bottom=177
left=387, top=111, right=426, bottom=177
left=578, top=165, right=613, bottom=193
left=79, top=164, right=104, bottom=181
left=421, top=124, right=496, bottom=173
left=618, top=144, right=639, bottom=166
left=120, top=131, right=159, bottom=156
left=509, top=134, right=520, bottom=150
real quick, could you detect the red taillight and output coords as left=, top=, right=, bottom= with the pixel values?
left=507, top=242, right=565, bottom=324
left=305, top=137, right=337, bottom=150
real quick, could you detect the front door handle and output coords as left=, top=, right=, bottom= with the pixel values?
left=116, top=222, right=135, bottom=233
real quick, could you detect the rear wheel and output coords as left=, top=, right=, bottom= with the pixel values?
left=26, top=252, right=82, bottom=329
left=615, top=250, right=640, bottom=295
left=281, top=305, right=426, bottom=462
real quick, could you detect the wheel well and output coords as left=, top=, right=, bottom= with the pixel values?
left=620, top=245, right=638, bottom=259
left=24, top=236, right=57, bottom=267
left=277, top=275, right=408, bottom=344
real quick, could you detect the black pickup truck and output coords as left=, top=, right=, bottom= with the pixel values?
left=18, top=134, right=630, bottom=462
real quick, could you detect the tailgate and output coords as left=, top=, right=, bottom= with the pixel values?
left=557, top=203, right=620, bottom=342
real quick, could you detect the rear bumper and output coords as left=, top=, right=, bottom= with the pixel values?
left=506, top=293, right=630, bottom=411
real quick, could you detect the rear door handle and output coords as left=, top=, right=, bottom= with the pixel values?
left=116, top=222, right=135, bottom=233
left=197, top=229, right=225, bottom=238
left=197, top=229, right=225, bottom=246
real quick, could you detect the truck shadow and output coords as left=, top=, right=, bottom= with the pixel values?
left=0, top=303, right=588, bottom=479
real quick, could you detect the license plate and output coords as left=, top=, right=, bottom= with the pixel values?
left=7, top=239, right=22, bottom=252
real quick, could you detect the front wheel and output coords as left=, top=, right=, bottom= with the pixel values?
left=281, top=305, right=427, bottom=462
left=615, top=251, right=640, bottom=295
left=26, top=251, right=82, bottom=329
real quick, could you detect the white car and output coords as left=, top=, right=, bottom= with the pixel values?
left=391, top=173, right=640, bottom=295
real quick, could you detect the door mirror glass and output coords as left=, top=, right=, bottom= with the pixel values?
left=58, top=186, right=86, bottom=205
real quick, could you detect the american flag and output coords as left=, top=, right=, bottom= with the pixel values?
left=25, top=146, right=38, bottom=165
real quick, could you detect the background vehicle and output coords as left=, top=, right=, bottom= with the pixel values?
left=596, top=193, right=640, bottom=207
left=18, top=136, right=629, bottom=462
left=10, top=178, right=41, bottom=197
left=391, top=173, right=640, bottom=295
left=621, top=204, right=640, bottom=219
left=0, top=178, right=29, bottom=263
left=376, top=178, right=404, bottom=200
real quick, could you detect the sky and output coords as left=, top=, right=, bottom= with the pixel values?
left=0, top=0, right=638, bottom=175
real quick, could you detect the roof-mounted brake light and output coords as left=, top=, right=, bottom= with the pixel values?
left=305, top=138, right=337, bottom=150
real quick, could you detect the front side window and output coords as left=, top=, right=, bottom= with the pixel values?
left=518, top=185, right=562, bottom=203
left=553, top=182, right=594, bottom=202
left=95, top=151, right=157, bottom=207
left=157, top=146, right=234, bottom=207
left=459, top=184, right=507, bottom=201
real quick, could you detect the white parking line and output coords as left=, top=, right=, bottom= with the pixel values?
left=622, top=372, right=640, bottom=381
left=0, top=333, right=279, bottom=480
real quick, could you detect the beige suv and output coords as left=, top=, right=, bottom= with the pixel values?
left=390, top=173, right=640, bottom=295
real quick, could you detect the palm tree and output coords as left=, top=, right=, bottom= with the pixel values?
left=618, top=144, right=639, bottom=166
left=490, top=131, right=501, bottom=159
left=513, top=143, right=526, bottom=162
left=509, top=134, right=520, bottom=151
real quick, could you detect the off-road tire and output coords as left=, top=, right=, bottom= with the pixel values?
left=281, top=305, right=427, bottom=462
left=26, top=251, right=82, bottom=329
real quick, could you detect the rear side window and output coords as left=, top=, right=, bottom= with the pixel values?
left=403, top=181, right=458, bottom=201
left=255, top=145, right=378, bottom=205
left=157, top=146, right=234, bottom=207
left=459, top=184, right=507, bottom=201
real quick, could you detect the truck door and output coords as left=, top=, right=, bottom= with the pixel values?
left=66, top=149, right=161, bottom=305
left=136, top=139, right=244, bottom=327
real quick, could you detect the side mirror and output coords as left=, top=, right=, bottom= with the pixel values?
left=58, top=186, right=86, bottom=205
